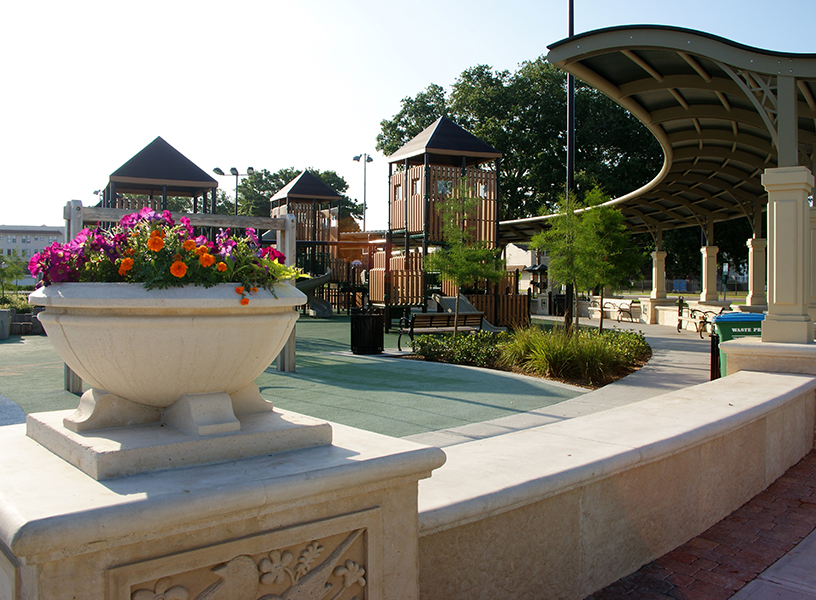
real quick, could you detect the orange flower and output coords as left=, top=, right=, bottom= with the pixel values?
left=195, top=245, right=208, bottom=256
left=182, top=239, right=196, bottom=252
left=118, top=257, right=134, bottom=276
left=150, top=229, right=166, bottom=239
left=147, top=236, right=165, bottom=252
left=240, top=298, right=249, bottom=305
left=199, top=253, right=215, bottom=268
left=124, top=248, right=136, bottom=256
left=235, top=286, right=244, bottom=294
left=170, top=261, right=188, bottom=278
left=251, top=287, right=258, bottom=292
left=216, top=262, right=227, bottom=272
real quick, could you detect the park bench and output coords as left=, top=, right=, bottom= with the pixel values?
left=588, top=299, right=636, bottom=323
left=676, top=299, right=724, bottom=338
left=397, top=312, right=484, bottom=351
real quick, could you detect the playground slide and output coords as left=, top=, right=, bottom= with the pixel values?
left=432, top=294, right=508, bottom=332
left=296, top=270, right=333, bottom=318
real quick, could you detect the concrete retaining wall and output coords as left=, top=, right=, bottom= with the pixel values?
left=417, top=371, right=816, bottom=600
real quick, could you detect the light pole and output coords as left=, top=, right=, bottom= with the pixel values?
left=352, top=153, right=373, bottom=231
left=213, top=167, right=255, bottom=215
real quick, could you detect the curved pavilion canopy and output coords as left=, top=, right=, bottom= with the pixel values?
left=499, top=26, right=816, bottom=244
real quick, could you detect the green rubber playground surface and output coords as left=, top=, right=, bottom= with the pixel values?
left=0, top=315, right=583, bottom=437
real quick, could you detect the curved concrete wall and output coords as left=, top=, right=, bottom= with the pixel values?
left=417, top=370, right=816, bottom=600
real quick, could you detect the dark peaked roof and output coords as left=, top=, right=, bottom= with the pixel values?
left=109, top=136, right=217, bottom=197
left=387, top=116, right=502, bottom=166
left=271, top=171, right=342, bottom=203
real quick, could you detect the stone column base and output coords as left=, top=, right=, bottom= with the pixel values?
left=761, top=314, right=814, bottom=344
left=721, top=336, right=816, bottom=376
left=639, top=297, right=675, bottom=324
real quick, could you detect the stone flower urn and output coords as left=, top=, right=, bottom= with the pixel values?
left=29, top=282, right=307, bottom=437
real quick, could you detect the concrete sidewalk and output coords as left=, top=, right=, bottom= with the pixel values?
left=405, top=314, right=713, bottom=447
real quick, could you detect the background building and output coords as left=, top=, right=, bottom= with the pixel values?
left=0, top=225, right=65, bottom=285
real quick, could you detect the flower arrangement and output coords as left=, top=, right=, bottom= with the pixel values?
left=28, top=207, right=302, bottom=304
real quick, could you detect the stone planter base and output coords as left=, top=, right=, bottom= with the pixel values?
left=0, top=418, right=445, bottom=600
left=27, top=405, right=333, bottom=480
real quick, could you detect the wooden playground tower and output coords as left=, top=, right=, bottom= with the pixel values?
left=369, top=117, right=528, bottom=327
left=270, top=171, right=366, bottom=313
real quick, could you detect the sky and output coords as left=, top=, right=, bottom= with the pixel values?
left=2, top=0, right=814, bottom=230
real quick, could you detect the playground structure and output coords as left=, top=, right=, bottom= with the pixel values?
left=269, top=171, right=365, bottom=317
left=368, top=117, right=530, bottom=328
left=263, top=119, right=531, bottom=328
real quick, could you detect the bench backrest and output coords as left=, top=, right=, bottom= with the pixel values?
left=411, top=312, right=484, bottom=329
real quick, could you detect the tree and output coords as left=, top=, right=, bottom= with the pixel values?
left=529, top=191, right=583, bottom=334
left=425, top=180, right=506, bottom=336
left=576, top=189, right=645, bottom=331
left=377, top=58, right=662, bottom=221
left=236, top=169, right=284, bottom=217
left=237, top=168, right=362, bottom=227
left=530, top=185, right=644, bottom=332
left=0, top=253, right=25, bottom=298
left=112, top=194, right=234, bottom=215
left=376, top=84, right=448, bottom=156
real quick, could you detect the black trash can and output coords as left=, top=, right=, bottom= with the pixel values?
left=350, top=307, right=384, bottom=355
left=551, top=293, right=566, bottom=316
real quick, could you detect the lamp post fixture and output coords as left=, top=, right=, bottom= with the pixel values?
left=352, top=153, right=373, bottom=231
left=213, top=167, right=255, bottom=215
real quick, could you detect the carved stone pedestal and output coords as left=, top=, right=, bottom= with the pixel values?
left=0, top=418, right=445, bottom=600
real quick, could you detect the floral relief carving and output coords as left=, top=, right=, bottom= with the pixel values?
left=130, top=529, right=366, bottom=600
left=258, top=550, right=294, bottom=585
left=131, top=577, right=189, bottom=600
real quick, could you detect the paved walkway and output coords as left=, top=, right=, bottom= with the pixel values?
left=551, top=316, right=816, bottom=600
left=0, top=313, right=813, bottom=599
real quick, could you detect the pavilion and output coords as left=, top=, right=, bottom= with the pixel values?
left=101, top=136, right=218, bottom=212
left=501, top=25, right=816, bottom=344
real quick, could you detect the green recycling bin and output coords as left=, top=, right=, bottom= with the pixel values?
left=712, top=312, right=764, bottom=376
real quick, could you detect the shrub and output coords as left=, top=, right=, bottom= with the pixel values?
left=501, top=327, right=650, bottom=386
left=410, top=325, right=650, bottom=388
left=411, top=331, right=506, bottom=368
left=0, top=293, right=33, bottom=314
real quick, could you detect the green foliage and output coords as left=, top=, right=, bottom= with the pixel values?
left=116, top=192, right=234, bottom=215
left=500, top=326, right=650, bottom=386
left=530, top=186, right=644, bottom=330
left=661, top=227, right=702, bottom=279
left=577, top=202, right=646, bottom=292
left=411, top=325, right=650, bottom=387
left=237, top=168, right=361, bottom=224
left=376, top=84, right=448, bottom=156
left=0, top=254, right=25, bottom=297
left=377, top=58, right=662, bottom=220
left=529, top=191, right=583, bottom=291
left=411, top=331, right=506, bottom=368
left=0, top=293, right=32, bottom=313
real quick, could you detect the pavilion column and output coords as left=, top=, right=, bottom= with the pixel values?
left=700, top=246, right=719, bottom=302
left=745, top=237, right=767, bottom=306
left=810, top=207, right=816, bottom=321
left=650, top=250, right=667, bottom=300
left=761, top=166, right=814, bottom=343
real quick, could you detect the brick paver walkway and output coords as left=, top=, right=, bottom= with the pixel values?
left=586, top=450, right=816, bottom=600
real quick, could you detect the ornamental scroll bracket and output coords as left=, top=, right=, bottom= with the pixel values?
left=716, top=61, right=780, bottom=151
